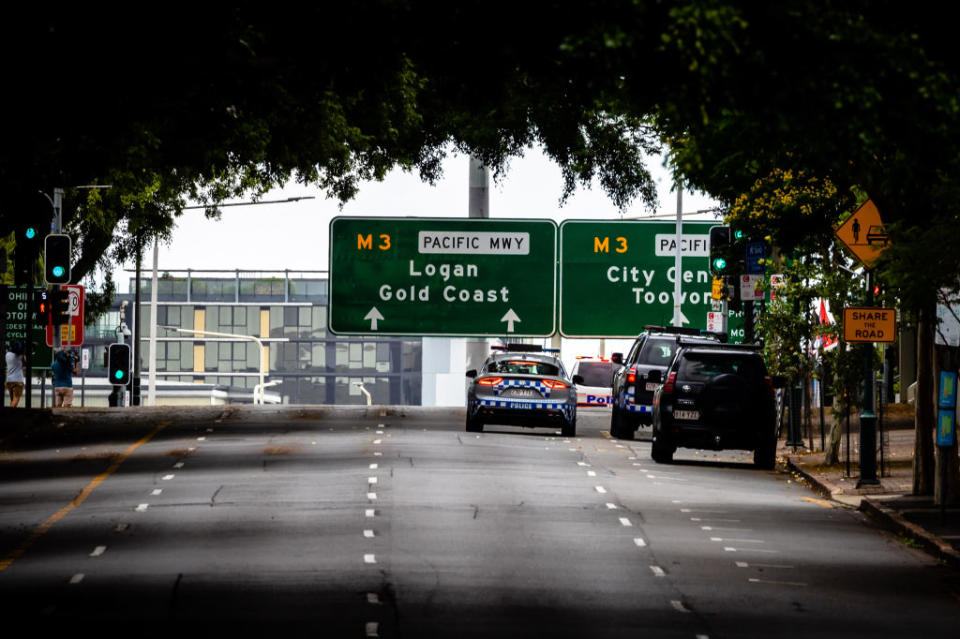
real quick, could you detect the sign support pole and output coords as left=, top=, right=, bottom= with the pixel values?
left=858, top=270, right=880, bottom=486
left=672, top=182, right=683, bottom=327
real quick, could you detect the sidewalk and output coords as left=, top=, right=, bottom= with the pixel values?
left=781, top=415, right=960, bottom=569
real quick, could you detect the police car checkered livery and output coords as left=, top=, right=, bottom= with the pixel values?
left=466, top=345, right=579, bottom=436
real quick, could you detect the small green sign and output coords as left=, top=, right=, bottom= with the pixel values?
left=559, top=220, right=718, bottom=338
left=329, top=217, right=557, bottom=336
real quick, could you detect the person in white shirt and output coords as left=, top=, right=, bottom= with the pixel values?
left=5, top=341, right=26, bottom=407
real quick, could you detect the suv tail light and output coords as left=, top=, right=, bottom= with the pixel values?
left=477, top=377, right=502, bottom=386
left=542, top=379, right=569, bottom=389
left=662, top=372, right=677, bottom=394
left=626, top=366, right=637, bottom=384
left=764, top=376, right=775, bottom=398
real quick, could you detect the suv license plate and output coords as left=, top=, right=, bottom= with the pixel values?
left=645, top=382, right=660, bottom=391
left=674, top=410, right=700, bottom=421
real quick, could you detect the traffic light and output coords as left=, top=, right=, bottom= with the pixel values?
left=35, top=289, right=51, bottom=324
left=709, top=225, right=731, bottom=276
left=50, top=288, right=71, bottom=324
left=108, top=343, right=131, bottom=386
left=44, top=234, right=71, bottom=284
left=14, top=222, right=44, bottom=285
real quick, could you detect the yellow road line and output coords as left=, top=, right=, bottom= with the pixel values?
left=0, top=421, right=170, bottom=572
left=801, top=496, right=834, bottom=509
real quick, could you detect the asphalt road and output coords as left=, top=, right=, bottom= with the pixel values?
left=0, top=406, right=957, bottom=638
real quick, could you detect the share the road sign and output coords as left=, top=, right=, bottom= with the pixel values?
left=328, top=217, right=557, bottom=336
left=559, top=220, right=716, bottom=338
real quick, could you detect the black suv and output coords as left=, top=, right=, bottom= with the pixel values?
left=650, top=343, right=784, bottom=469
left=610, top=326, right=721, bottom=440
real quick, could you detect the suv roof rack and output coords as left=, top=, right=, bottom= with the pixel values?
left=644, top=324, right=703, bottom=336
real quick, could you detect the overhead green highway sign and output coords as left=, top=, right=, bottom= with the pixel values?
left=329, top=217, right=557, bottom=336
left=559, top=220, right=717, bottom=338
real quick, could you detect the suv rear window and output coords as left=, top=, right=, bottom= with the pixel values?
left=638, top=339, right=677, bottom=366
left=678, top=353, right=765, bottom=383
left=487, top=359, right=561, bottom=376
left=575, top=361, right=617, bottom=387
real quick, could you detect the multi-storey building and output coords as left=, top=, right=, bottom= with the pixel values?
left=82, top=270, right=423, bottom=405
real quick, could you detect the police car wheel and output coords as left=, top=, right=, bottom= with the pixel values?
left=561, top=418, right=576, bottom=438
left=466, top=415, right=484, bottom=433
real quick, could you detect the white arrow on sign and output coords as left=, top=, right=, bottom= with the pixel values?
left=364, top=307, right=384, bottom=331
left=500, top=309, right=521, bottom=332
left=671, top=309, right=690, bottom=326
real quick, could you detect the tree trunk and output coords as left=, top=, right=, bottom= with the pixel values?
left=913, top=305, right=936, bottom=495
left=824, top=407, right=843, bottom=465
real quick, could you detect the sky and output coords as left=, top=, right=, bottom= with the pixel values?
left=117, top=145, right=721, bottom=362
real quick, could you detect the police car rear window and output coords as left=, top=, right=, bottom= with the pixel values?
left=487, top=360, right=561, bottom=376
left=576, top=362, right=617, bottom=387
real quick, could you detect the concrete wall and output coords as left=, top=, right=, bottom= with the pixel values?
left=421, top=337, right=467, bottom=407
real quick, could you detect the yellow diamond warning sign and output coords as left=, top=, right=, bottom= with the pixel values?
left=835, top=199, right=888, bottom=268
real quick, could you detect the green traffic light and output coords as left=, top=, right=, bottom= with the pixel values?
left=114, top=370, right=124, bottom=380
left=733, top=230, right=745, bottom=240
left=52, top=265, right=65, bottom=277
left=25, top=227, right=37, bottom=239
left=712, top=257, right=727, bottom=271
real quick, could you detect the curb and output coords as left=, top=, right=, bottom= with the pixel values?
left=859, top=498, right=960, bottom=570
left=786, top=455, right=960, bottom=570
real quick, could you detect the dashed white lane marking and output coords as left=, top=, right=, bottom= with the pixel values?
left=691, top=517, right=741, bottom=523
left=587, top=471, right=597, bottom=477
left=364, top=530, right=375, bottom=538
left=650, top=565, right=666, bottom=577
left=670, top=600, right=690, bottom=613
left=364, top=554, right=377, bottom=564
left=724, top=547, right=779, bottom=554
left=373, top=439, right=382, bottom=445
left=366, top=621, right=380, bottom=637
left=369, top=463, right=378, bottom=470
left=374, top=452, right=383, bottom=457
left=367, top=492, right=378, bottom=500
left=595, top=486, right=607, bottom=494
left=376, top=430, right=384, bottom=435
left=701, top=526, right=752, bottom=532
left=619, top=517, right=633, bottom=527
left=633, top=538, right=647, bottom=547
left=135, top=504, right=149, bottom=512
left=366, top=509, right=376, bottom=518
left=711, top=537, right=765, bottom=544
left=606, top=503, right=618, bottom=510
left=197, top=437, right=206, bottom=441
left=749, top=578, right=807, bottom=587
left=89, top=546, right=106, bottom=557
left=173, top=462, right=184, bottom=469
left=162, top=474, right=174, bottom=481
left=577, top=462, right=589, bottom=467
left=151, top=489, right=162, bottom=496
left=69, top=573, right=84, bottom=584
left=368, top=477, right=378, bottom=484
left=367, top=593, right=381, bottom=604
left=736, top=561, right=794, bottom=569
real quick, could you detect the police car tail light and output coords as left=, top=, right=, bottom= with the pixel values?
left=477, top=377, right=502, bottom=386
left=626, top=366, right=637, bottom=384
left=662, top=372, right=677, bottom=394
left=542, top=379, right=569, bottom=389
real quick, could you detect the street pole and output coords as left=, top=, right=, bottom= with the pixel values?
left=673, top=182, right=683, bottom=327
left=858, top=270, right=880, bottom=486
left=132, top=240, right=142, bottom=405
left=467, top=156, right=491, bottom=369
left=148, top=236, right=159, bottom=406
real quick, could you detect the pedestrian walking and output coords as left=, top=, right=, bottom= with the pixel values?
left=5, top=341, right=26, bottom=407
left=52, top=348, right=79, bottom=408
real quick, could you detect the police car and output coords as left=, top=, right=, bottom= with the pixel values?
left=466, top=344, right=581, bottom=436
left=569, top=356, right=620, bottom=408
left=610, top=326, right=721, bottom=440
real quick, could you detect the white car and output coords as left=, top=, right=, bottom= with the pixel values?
left=569, top=357, right=620, bottom=408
